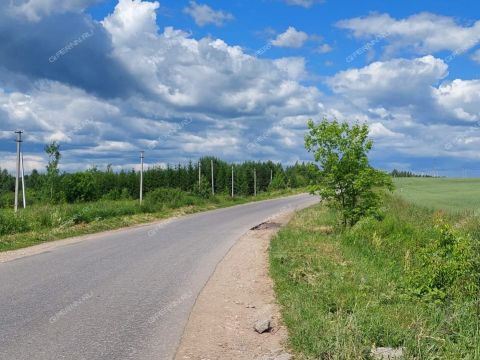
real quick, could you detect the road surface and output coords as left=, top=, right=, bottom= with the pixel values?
left=0, top=194, right=318, bottom=360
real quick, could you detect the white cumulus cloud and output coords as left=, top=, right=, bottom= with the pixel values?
left=315, top=43, right=333, bottom=54
left=183, top=1, right=233, bottom=27
left=8, top=0, right=103, bottom=21
left=338, top=12, right=480, bottom=56
left=328, top=55, right=448, bottom=107
left=272, top=27, right=309, bottom=48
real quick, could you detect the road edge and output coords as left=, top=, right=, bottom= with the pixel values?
left=174, top=210, right=300, bottom=360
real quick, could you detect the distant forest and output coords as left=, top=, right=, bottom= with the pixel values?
left=390, top=169, right=433, bottom=178
left=0, top=156, right=320, bottom=207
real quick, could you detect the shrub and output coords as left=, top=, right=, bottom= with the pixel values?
left=102, top=188, right=132, bottom=201
left=63, top=172, right=98, bottom=203
left=192, top=178, right=211, bottom=199
left=407, top=218, right=480, bottom=302
left=269, top=173, right=287, bottom=190
left=143, top=188, right=195, bottom=211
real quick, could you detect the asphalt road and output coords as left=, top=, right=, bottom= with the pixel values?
left=0, top=194, right=318, bottom=360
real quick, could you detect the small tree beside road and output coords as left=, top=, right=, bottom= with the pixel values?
left=305, top=118, right=393, bottom=226
left=45, top=141, right=61, bottom=202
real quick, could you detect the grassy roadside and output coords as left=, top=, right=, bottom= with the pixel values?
left=0, top=188, right=303, bottom=253
left=270, top=196, right=480, bottom=359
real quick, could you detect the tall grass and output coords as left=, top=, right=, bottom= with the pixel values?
left=270, top=195, right=480, bottom=359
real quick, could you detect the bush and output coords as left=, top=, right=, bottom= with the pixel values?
left=143, top=188, right=195, bottom=211
left=407, top=217, right=480, bottom=302
left=192, top=178, right=211, bottom=199
left=63, top=172, right=98, bottom=203
left=269, top=173, right=287, bottom=190
left=102, top=188, right=132, bottom=201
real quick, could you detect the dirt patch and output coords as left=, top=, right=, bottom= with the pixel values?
left=251, top=222, right=282, bottom=230
left=175, top=212, right=295, bottom=360
left=311, top=225, right=334, bottom=234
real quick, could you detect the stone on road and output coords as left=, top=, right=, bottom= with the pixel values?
left=0, top=194, right=318, bottom=360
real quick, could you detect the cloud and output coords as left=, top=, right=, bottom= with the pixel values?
left=472, top=49, right=480, bottom=63
left=7, top=0, right=104, bottom=21
left=320, top=53, right=480, bottom=169
left=328, top=55, right=448, bottom=108
left=0, top=2, right=143, bottom=99
left=0, top=81, right=120, bottom=141
left=0, top=153, right=46, bottom=173
left=2, top=1, right=480, bottom=175
left=369, top=122, right=399, bottom=138
left=315, top=43, right=333, bottom=54
left=283, top=0, right=323, bottom=8
left=183, top=1, right=233, bottom=27
left=337, top=12, right=480, bottom=56
left=434, top=79, right=480, bottom=122
left=328, top=62, right=480, bottom=161
left=272, top=27, right=309, bottom=48
left=0, top=0, right=324, bottom=171
left=102, top=1, right=321, bottom=117
left=102, top=0, right=161, bottom=46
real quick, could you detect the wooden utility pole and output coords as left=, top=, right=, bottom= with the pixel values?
left=231, top=165, right=234, bottom=197
left=140, top=151, right=144, bottom=205
left=211, top=160, right=214, bottom=195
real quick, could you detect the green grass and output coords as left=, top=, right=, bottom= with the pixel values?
left=0, top=188, right=302, bottom=252
left=394, top=177, right=480, bottom=213
left=270, top=196, right=480, bottom=359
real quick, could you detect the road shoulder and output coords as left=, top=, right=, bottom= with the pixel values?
left=175, top=211, right=294, bottom=360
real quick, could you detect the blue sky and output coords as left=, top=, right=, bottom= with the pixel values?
left=1, top=0, right=480, bottom=176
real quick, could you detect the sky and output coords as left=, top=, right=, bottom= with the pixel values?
left=1, top=0, right=480, bottom=176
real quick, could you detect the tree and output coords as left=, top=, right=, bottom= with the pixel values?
left=305, top=118, right=393, bottom=226
left=44, top=141, right=61, bottom=201
left=269, top=173, right=287, bottom=190
left=63, top=172, right=97, bottom=202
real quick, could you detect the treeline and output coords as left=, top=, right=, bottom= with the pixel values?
left=0, top=156, right=319, bottom=207
left=390, top=169, right=432, bottom=178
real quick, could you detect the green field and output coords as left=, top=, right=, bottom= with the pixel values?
left=394, top=177, right=480, bottom=212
